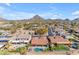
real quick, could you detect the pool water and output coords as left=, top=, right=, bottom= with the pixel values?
left=34, top=48, right=43, bottom=52
left=71, top=42, right=78, bottom=49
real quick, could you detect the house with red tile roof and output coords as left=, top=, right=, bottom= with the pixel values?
left=31, top=36, right=48, bottom=46
left=31, top=36, right=72, bottom=47
left=30, top=36, right=72, bottom=52
left=49, top=36, right=71, bottom=44
left=30, top=36, right=48, bottom=51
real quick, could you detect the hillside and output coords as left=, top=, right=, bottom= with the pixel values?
left=29, top=15, right=45, bottom=23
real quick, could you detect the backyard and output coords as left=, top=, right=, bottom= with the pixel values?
left=45, top=45, right=70, bottom=51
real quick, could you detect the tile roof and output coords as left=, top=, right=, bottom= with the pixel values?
left=31, top=36, right=48, bottom=45
left=31, top=36, right=71, bottom=46
left=49, top=36, right=71, bottom=44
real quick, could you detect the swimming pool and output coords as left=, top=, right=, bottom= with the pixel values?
left=71, top=42, right=78, bottom=49
left=34, top=48, right=43, bottom=52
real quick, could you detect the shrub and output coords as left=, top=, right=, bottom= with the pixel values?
left=36, top=28, right=48, bottom=35
left=16, top=47, right=27, bottom=55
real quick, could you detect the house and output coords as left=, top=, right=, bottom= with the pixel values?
left=32, top=24, right=39, bottom=29
left=10, top=35, right=31, bottom=43
left=9, top=35, right=31, bottom=49
left=9, top=30, right=32, bottom=49
left=31, top=36, right=48, bottom=46
left=30, top=36, right=48, bottom=51
left=49, top=36, right=71, bottom=45
left=0, top=40, right=8, bottom=47
left=0, top=36, right=10, bottom=48
left=0, top=30, right=10, bottom=36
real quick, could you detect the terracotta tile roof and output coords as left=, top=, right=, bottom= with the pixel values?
left=31, top=36, right=48, bottom=45
left=49, top=36, right=71, bottom=44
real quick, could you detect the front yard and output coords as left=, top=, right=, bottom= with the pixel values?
left=0, top=50, right=19, bottom=55
left=0, top=50, right=10, bottom=55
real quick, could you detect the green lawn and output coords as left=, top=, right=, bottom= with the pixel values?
left=52, top=45, right=69, bottom=51
left=45, top=45, right=70, bottom=51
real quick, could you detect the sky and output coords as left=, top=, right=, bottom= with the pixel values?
left=0, top=3, right=79, bottom=20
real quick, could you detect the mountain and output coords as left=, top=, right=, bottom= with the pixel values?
left=0, top=17, right=8, bottom=24
left=30, top=15, right=44, bottom=20
left=73, top=18, right=79, bottom=22
left=74, top=18, right=79, bottom=20
left=29, top=15, right=45, bottom=23
left=0, top=17, right=6, bottom=21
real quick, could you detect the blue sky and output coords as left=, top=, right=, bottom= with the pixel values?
left=0, top=3, right=79, bottom=20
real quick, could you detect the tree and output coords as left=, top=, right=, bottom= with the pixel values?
left=0, top=32, right=2, bottom=35
left=47, top=36, right=52, bottom=51
left=10, top=27, right=16, bottom=34
left=16, top=47, right=28, bottom=55
left=36, top=28, right=48, bottom=35
left=54, top=43, right=58, bottom=47
left=16, top=23, right=22, bottom=28
left=23, top=24, right=32, bottom=30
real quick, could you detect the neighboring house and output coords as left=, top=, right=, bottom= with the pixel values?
left=0, top=30, right=10, bottom=36
left=9, top=35, right=31, bottom=49
left=0, top=40, right=8, bottom=47
left=10, top=35, right=31, bottom=44
left=32, top=24, right=39, bottom=29
left=9, top=30, right=32, bottom=49
left=30, top=36, right=48, bottom=51
left=0, top=36, right=10, bottom=48
left=49, top=36, right=71, bottom=45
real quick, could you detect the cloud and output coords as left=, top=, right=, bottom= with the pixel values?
left=39, top=12, right=64, bottom=19
left=51, top=14, right=63, bottom=19
left=72, top=10, right=79, bottom=19
left=0, top=6, right=62, bottom=20
left=5, top=12, right=35, bottom=20
left=0, top=5, right=64, bottom=20
left=5, top=3, right=11, bottom=6
left=0, top=6, right=35, bottom=20
left=72, top=10, right=79, bottom=15
left=3, top=11, right=35, bottom=20
left=50, top=7, right=57, bottom=11
left=0, top=6, right=6, bottom=13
